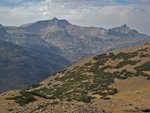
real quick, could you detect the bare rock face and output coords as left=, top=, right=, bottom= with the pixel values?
left=4, top=18, right=150, bottom=62
left=19, top=18, right=150, bottom=62
left=108, top=24, right=144, bottom=37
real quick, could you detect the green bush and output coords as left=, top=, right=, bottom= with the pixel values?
left=139, top=53, right=148, bottom=57
left=147, top=76, right=150, bottom=80
left=7, top=91, right=36, bottom=106
left=115, top=60, right=140, bottom=69
left=109, top=52, right=117, bottom=60
left=77, top=95, right=94, bottom=103
left=135, top=61, right=150, bottom=71
left=101, top=96, right=110, bottom=100
left=115, top=52, right=138, bottom=60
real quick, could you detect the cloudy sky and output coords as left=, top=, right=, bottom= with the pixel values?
left=0, top=0, right=150, bottom=35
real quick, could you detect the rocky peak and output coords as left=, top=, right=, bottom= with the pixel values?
left=21, top=17, right=71, bottom=33
left=120, top=24, right=128, bottom=28
left=50, top=17, right=59, bottom=24
left=112, top=24, right=130, bottom=33
left=107, top=24, right=142, bottom=36
left=0, top=24, right=3, bottom=28
left=0, top=24, right=5, bottom=29
left=49, top=17, right=71, bottom=27
left=0, top=24, right=9, bottom=37
left=118, top=24, right=131, bottom=33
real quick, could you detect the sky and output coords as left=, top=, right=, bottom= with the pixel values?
left=0, top=0, right=150, bottom=35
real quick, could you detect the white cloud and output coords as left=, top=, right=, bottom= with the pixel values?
left=141, top=0, right=150, bottom=4
left=6, top=0, right=23, bottom=3
left=43, top=12, right=48, bottom=15
left=0, top=0, right=150, bottom=35
left=0, top=2, right=48, bottom=25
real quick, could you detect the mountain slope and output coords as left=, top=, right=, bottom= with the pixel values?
left=0, top=39, right=70, bottom=92
left=1, top=43, right=150, bottom=113
left=31, top=43, right=150, bottom=101
left=0, top=24, right=10, bottom=41
left=0, top=25, right=70, bottom=92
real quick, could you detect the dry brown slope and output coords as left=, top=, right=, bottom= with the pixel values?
left=0, top=43, right=150, bottom=113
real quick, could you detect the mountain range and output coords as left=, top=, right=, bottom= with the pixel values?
left=19, top=18, right=150, bottom=62
left=0, top=17, right=150, bottom=92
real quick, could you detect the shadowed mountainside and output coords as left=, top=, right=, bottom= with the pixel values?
left=0, top=24, right=70, bottom=92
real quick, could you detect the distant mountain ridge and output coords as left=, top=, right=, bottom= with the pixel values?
left=4, top=18, right=150, bottom=62
left=24, top=18, right=149, bottom=62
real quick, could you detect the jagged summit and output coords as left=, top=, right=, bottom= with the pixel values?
left=0, top=24, right=6, bottom=30
left=0, top=24, right=9, bottom=38
left=50, top=17, right=59, bottom=25
left=49, top=17, right=71, bottom=27
left=120, top=24, right=128, bottom=28
left=117, top=24, right=131, bottom=32
left=51, top=17, right=59, bottom=20
left=109, top=24, right=131, bottom=33
left=21, top=17, right=71, bottom=33
left=0, top=24, right=3, bottom=27
left=107, top=24, right=144, bottom=37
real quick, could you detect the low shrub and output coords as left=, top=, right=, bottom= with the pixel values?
left=7, top=91, right=36, bottom=106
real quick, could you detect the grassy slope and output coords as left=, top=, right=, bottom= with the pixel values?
left=0, top=43, right=150, bottom=113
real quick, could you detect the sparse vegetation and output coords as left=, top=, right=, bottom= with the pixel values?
left=135, top=61, right=150, bottom=71
left=115, top=60, right=140, bottom=68
left=8, top=109, right=13, bottom=112
left=147, top=76, right=150, bottom=80
left=23, top=45, right=150, bottom=104
left=141, top=108, right=150, bottom=112
left=101, top=96, right=110, bottom=100
left=110, top=51, right=138, bottom=60
left=30, top=54, right=120, bottom=103
left=139, top=53, right=148, bottom=57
